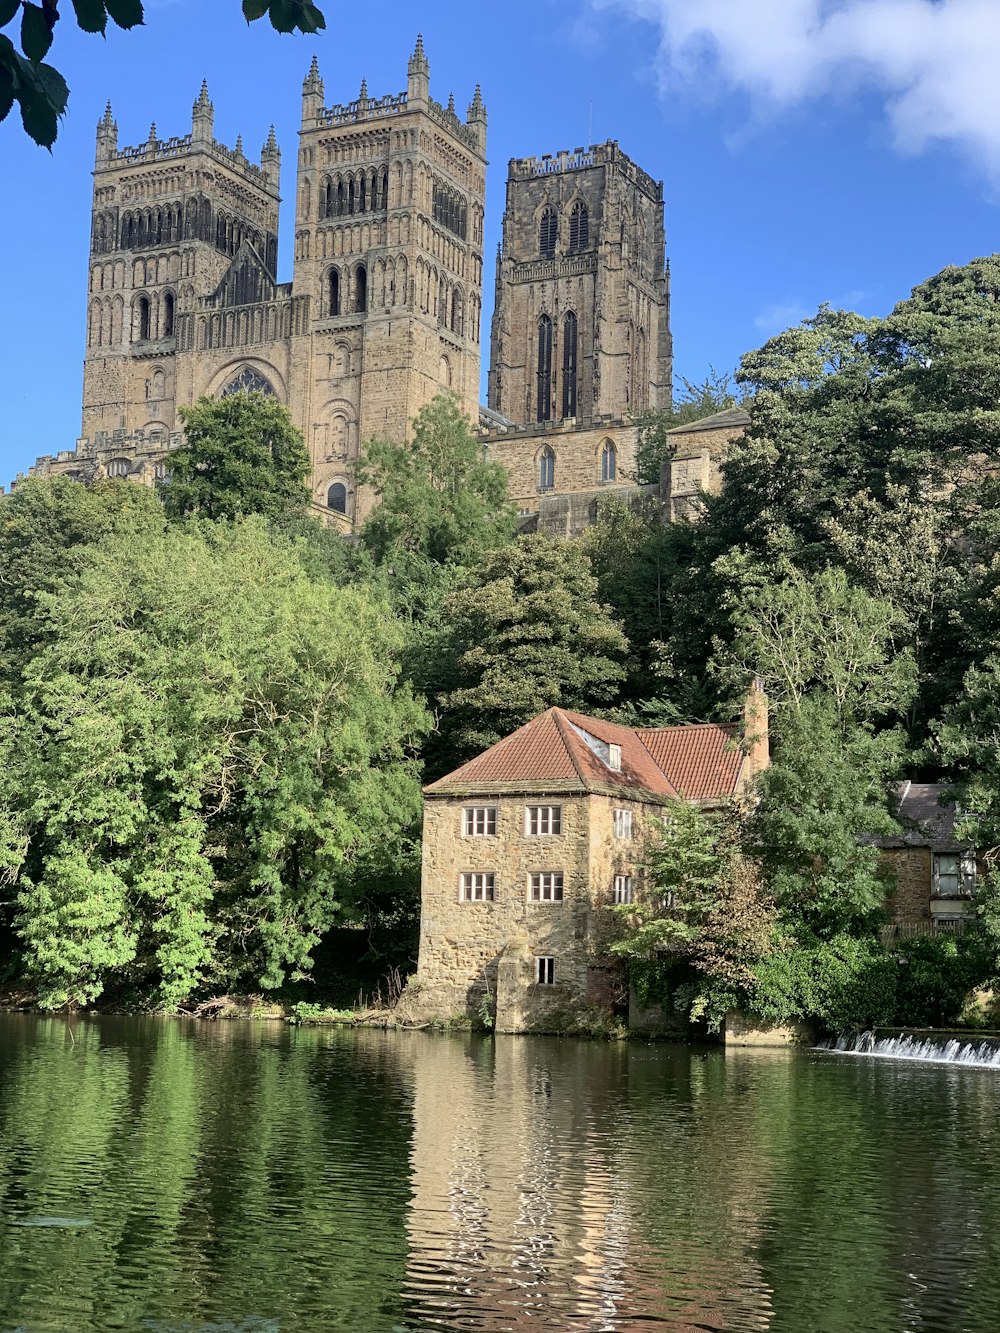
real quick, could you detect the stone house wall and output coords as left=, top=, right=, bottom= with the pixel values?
left=883, top=848, right=934, bottom=926
left=483, top=419, right=638, bottom=512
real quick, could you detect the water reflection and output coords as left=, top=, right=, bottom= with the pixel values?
left=0, top=1017, right=998, bottom=1331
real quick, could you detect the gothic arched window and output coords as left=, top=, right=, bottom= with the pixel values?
left=562, top=311, right=578, bottom=419
left=327, top=482, right=348, bottom=513
left=107, top=458, right=131, bottom=478
left=569, top=201, right=589, bottom=252
left=163, top=291, right=175, bottom=338
left=136, top=295, right=150, bottom=342
left=538, top=446, right=555, bottom=491
left=220, top=366, right=277, bottom=398
left=329, top=268, right=340, bottom=316
left=539, top=208, right=557, bottom=259
left=601, top=439, right=617, bottom=483
left=354, top=264, right=367, bottom=313
left=537, top=314, right=553, bottom=421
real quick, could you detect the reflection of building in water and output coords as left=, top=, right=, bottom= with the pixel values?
left=400, top=1036, right=772, bottom=1331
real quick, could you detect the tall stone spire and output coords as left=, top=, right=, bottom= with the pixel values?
left=466, top=84, right=487, bottom=152
left=407, top=33, right=429, bottom=103
left=302, top=55, right=324, bottom=126
left=192, top=79, right=214, bottom=143
left=96, top=99, right=118, bottom=162
left=261, top=123, right=280, bottom=186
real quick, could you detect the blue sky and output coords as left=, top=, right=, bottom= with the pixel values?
left=3, top=0, right=1000, bottom=487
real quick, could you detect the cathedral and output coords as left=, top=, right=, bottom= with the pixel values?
left=24, top=38, right=721, bottom=531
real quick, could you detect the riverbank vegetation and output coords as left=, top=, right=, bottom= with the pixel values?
left=3, top=256, right=1000, bottom=1026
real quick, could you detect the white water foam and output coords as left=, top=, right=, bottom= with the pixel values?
left=820, top=1031, right=1000, bottom=1069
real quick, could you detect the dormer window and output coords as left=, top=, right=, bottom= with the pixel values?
left=609, top=744, right=622, bottom=771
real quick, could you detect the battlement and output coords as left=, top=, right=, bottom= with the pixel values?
left=319, top=89, right=408, bottom=127
left=479, top=412, right=630, bottom=442
left=427, top=96, right=480, bottom=151
left=105, top=134, right=277, bottom=192
left=508, top=139, right=660, bottom=198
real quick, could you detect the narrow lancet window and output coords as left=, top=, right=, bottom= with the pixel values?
left=537, top=314, right=553, bottom=421
left=562, top=311, right=577, bottom=418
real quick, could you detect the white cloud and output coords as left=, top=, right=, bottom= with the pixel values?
left=598, top=0, right=1000, bottom=179
left=754, top=300, right=811, bottom=332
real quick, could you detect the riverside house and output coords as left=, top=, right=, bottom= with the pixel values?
left=398, top=685, right=769, bottom=1033
left=880, top=782, right=984, bottom=937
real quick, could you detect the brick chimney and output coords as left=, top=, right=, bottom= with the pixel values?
left=743, top=678, right=769, bottom=778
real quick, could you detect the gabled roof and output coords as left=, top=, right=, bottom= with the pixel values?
left=873, top=781, right=967, bottom=851
left=424, top=707, right=748, bottom=803
left=666, top=406, right=750, bottom=436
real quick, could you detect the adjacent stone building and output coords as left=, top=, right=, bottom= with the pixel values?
left=878, top=782, right=983, bottom=936
left=399, top=685, right=769, bottom=1033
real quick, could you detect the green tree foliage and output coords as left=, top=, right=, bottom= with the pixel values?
left=430, top=533, right=628, bottom=764
left=1, top=0, right=326, bottom=148
left=631, top=368, right=738, bottom=487
left=0, top=475, right=164, bottom=688
left=611, top=801, right=775, bottom=1029
left=0, top=518, right=426, bottom=1008
left=356, top=394, right=516, bottom=619
left=162, top=392, right=311, bottom=523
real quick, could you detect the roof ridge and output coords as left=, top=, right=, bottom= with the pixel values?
left=551, top=708, right=592, bottom=787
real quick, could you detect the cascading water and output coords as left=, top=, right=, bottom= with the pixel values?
left=821, top=1030, right=1000, bottom=1067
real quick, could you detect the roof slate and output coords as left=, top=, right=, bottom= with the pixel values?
left=425, top=707, right=746, bottom=803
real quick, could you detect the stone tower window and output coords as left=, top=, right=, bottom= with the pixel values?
left=561, top=311, right=577, bottom=419
left=539, top=207, right=557, bottom=259
left=354, top=265, right=367, bottom=313
left=163, top=291, right=175, bottom=338
left=329, top=269, right=340, bottom=316
left=537, top=315, right=553, bottom=421
left=569, top=201, right=589, bottom=252
left=107, top=458, right=131, bottom=478
left=221, top=366, right=276, bottom=398
left=136, top=295, right=150, bottom=342
left=327, top=482, right=348, bottom=514
left=538, top=446, right=555, bottom=492
left=601, top=439, right=617, bottom=483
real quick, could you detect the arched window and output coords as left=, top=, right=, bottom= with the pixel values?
left=536, top=314, right=553, bottom=421
left=107, top=458, right=131, bottom=478
left=329, top=268, right=340, bottom=316
left=153, top=462, right=169, bottom=482
left=220, top=366, right=277, bottom=397
left=439, top=354, right=452, bottom=388
left=569, top=201, right=589, bottom=252
left=151, top=369, right=166, bottom=399
left=601, top=439, right=617, bottom=483
left=136, top=295, right=150, bottom=342
left=327, top=482, right=348, bottom=513
left=451, top=289, right=461, bottom=335
left=163, top=291, right=175, bottom=338
left=336, top=179, right=345, bottom=215
left=539, top=207, right=557, bottom=259
left=538, top=446, right=555, bottom=491
left=562, top=311, right=578, bottom=419
left=354, top=265, right=367, bottom=313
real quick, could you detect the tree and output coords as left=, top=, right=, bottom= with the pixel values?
left=0, top=474, right=165, bottom=689
left=0, top=518, right=427, bottom=1008
left=1, top=0, right=326, bottom=149
left=162, top=392, right=311, bottom=524
left=429, top=533, right=628, bottom=765
left=631, top=368, right=738, bottom=487
left=356, top=394, right=517, bottom=620
left=611, top=800, right=775, bottom=1029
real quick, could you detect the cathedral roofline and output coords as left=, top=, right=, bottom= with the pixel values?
left=507, top=140, right=661, bottom=197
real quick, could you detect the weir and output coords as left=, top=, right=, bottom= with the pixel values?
left=822, top=1030, right=1000, bottom=1068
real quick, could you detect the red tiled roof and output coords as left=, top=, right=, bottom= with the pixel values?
left=638, top=723, right=743, bottom=801
left=425, top=708, right=747, bottom=803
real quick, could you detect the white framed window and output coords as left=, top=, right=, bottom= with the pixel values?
left=463, top=806, right=497, bottom=836
left=933, top=852, right=976, bottom=897
left=460, top=872, right=495, bottom=902
left=608, top=743, right=622, bottom=771
left=613, top=808, right=633, bottom=839
left=529, top=872, right=564, bottom=902
left=613, top=874, right=633, bottom=905
left=526, top=805, right=561, bottom=835
left=536, top=956, right=555, bottom=985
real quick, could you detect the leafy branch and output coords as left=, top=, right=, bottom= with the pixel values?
left=0, top=0, right=327, bottom=148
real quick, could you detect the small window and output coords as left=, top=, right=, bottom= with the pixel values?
left=526, top=805, right=561, bottom=836
left=354, top=264, right=367, bottom=313
left=538, top=446, right=555, bottom=491
left=613, top=875, right=633, bottom=905
left=529, top=872, right=564, bottom=902
left=608, top=743, right=622, bottom=771
left=535, top=956, right=555, bottom=985
left=327, top=482, right=347, bottom=514
left=329, top=269, right=340, bottom=316
left=460, top=872, right=495, bottom=902
left=613, top=809, right=633, bottom=839
left=106, top=458, right=131, bottom=478
left=933, top=853, right=976, bottom=897
left=153, top=462, right=169, bottom=482
left=463, top=806, right=497, bottom=836
left=601, top=440, right=617, bottom=483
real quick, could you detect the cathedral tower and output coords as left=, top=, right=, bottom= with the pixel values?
left=83, top=88, right=281, bottom=454
left=488, top=141, right=671, bottom=426
left=293, top=38, right=487, bottom=519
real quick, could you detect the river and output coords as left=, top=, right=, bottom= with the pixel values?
left=0, top=1014, right=998, bottom=1331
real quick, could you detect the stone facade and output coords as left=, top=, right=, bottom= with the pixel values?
left=26, top=40, right=485, bottom=525
left=664, top=406, right=750, bottom=521
left=877, top=783, right=983, bottom=936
